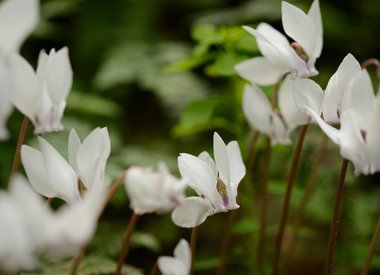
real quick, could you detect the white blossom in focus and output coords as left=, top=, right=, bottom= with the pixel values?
left=124, top=163, right=187, bottom=215
left=10, top=47, right=73, bottom=134
left=172, top=132, right=245, bottom=228
left=158, top=239, right=191, bottom=275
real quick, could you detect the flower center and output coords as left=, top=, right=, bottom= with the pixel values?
left=216, top=177, right=229, bottom=208
left=291, top=42, right=309, bottom=62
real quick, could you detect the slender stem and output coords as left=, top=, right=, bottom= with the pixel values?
left=150, top=260, right=159, bottom=275
left=272, top=124, right=309, bottom=275
left=190, top=226, right=199, bottom=275
left=361, top=58, right=380, bottom=81
left=115, top=212, right=140, bottom=275
left=284, top=135, right=329, bottom=252
left=361, top=214, right=380, bottom=275
left=244, top=130, right=260, bottom=167
left=325, top=159, right=349, bottom=275
left=257, top=137, right=272, bottom=275
left=216, top=211, right=237, bottom=275
left=69, top=245, right=86, bottom=275
left=102, top=173, right=126, bottom=211
left=11, top=116, right=29, bottom=177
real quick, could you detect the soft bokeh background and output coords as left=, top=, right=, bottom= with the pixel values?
left=1, top=0, right=380, bottom=274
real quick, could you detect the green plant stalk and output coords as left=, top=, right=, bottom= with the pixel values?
left=325, top=159, right=349, bottom=275
left=257, top=137, right=271, bottom=275
left=11, top=116, right=29, bottom=178
left=272, top=124, right=309, bottom=275
left=361, top=214, right=380, bottom=275
left=115, top=212, right=140, bottom=275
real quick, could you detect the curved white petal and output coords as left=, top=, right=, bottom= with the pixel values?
left=278, top=77, right=309, bottom=127
left=0, top=60, right=13, bottom=140
left=38, top=137, right=80, bottom=203
left=270, top=114, right=292, bottom=146
left=342, top=70, right=375, bottom=130
left=198, top=151, right=217, bottom=177
left=366, top=94, right=380, bottom=174
left=235, top=57, right=286, bottom=85
left=308, top=0, right=323, bottom=58
left=282, top=1, right=317, bottom=59
left=306, top=106, right=340, bottom=145
left=158, top=257, right=187, bottom=275
left=242, top=84, right=272, bottom=135
left=213, top=132, right=230, bottom=185
left=226, top=141, right=246, bottom=193
left=44, top=47, right=73, bottom=105
left=171, top=197, right=213, bottom=228
left=68, top=128, right=81, bottom=174
left=322, top=53, right=361, bottom=124
left=178, top=153, right=222, bottom=208
left=21, top=145, right=56, bottom=198
left=77, top=127, right=110, bottom=189
left=0, top=0, right=39, bottom=54
left=293, top=78, right=323, bottom=117
left=174, top=239, right=191, bottom=275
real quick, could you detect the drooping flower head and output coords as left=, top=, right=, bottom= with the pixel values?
left=172, top=132, right=246, bottom=228
left=21, top=127, right=110, bottom=202
left=235, top=0, right=322, bottom=85
left=158, top=239, right=191, bottom=275
left=10, top=47, right=73, bottom=134
left=124, top=163, right=187, bottom=215
left=0, top=0, right=39, bottom=139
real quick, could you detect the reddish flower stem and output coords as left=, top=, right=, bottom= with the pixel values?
left=325, top=159, right=349, bottom=275
left=11, top=116, right=29, bottom=177
left=361, top=214, right=380, bottom=275
left=272, top=124, right=308, bottom=275
left=190, top=226, right=199, bottom=275
left=217, top=211, right=237, bottom=275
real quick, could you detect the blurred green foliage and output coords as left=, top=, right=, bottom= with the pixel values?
left=1, top=0, right=380, bottom=274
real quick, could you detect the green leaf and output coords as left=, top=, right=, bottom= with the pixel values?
left=205, top=52, right=246, bottom=77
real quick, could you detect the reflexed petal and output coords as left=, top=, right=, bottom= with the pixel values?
left=0, top=61, right=12, bottom=140
left=305, top=106, right=340, bottom=144
left=171, top=197, right=213, bottom=228
left=235, top=57, right=286, bottom=85
left=198, top=151, right=217, bottom=176
left=174, top=239, right=191, bottom=275
left=68, top=128, right=81, bottom=174
left=45, top=47, right=73, bottom=105
left=278, top=77, right=309, bottom=127
left=366, top=94, right=380, bottom=174
left=226, top=141, right=246, bottom=192
left=242, top=84, right=272, bottom=135
left=342, top=70, right=375, bottom=130
left=213, top=132, right=230, bottom=185
left=0, top=0, right=39, bottom=54
left=282, top=1, right=317, bottom=58
left=21, top=145, right=56, bottom=198
left=10, top=53, right=39, bottom=121
left=178, top=153, right=222, bottom=207
left=38, top=137, right=80, bottom=202
left=307, top=0, right=323, bottom=58
left=270, top=114, right=292, bottom=145
left=322, top=53, right=361, bottom=124
left=158, top=257, right=187, bottom=275
left=293, top=78, right=323, bottom=116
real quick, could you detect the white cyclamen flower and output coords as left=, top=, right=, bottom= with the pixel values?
left=124, top=163, right=187, bottom=215
left=294, top=53, right=362, bottom=125
left=10, top=47, right=73, bottom=134
left=235, top=0, right=322, bottom=85
left=21, top=127, right=110, bottom=202
left=172, top=132, right=246, bottom=228
left=0, top=0, right=39, bottom=139
left=306, top=70, right=380, bottom=175
left=158, top=239, right=191, bottom=275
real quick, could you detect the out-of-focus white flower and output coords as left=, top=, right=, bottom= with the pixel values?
left=124, top=163, right=186, bottom=215
left=294, top=53, right=362, bottom=125
left=10, top=47, right=73, bottom=134
left=172, top=132, right=245, bottom=228
left=306, top=70, right=380, bottom=175
left=21, top=127, right=110, bottom=202
left=235, top=0, right=322, bottom=85
left=242, top=77, right=315, bottom=145
left=158, top=239, right=191, bottom=275
left=0, top=0, right=39, bottom=140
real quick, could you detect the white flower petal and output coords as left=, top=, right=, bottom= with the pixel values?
left=235, top=57, right=286, bottom=85
left=278, top=77, right=309, bottom=127
left=282, top=1, right=317, bottom=59
left=173, top=239, right=191, bottom=275
left=158, top=257, right=187, bottom=275
left=198, top=151, right=217, bottom=177
left=68, top=128, right=81, bottom=174
left=38, top=137, right=80, bottom=203
left=226, top=141, right=246, bottom=193
left=0, top=0, right=39, bottom=54
left=213, top=132, right=230, bottom=185
left=293, top=78, right=323, bottom=116
left=0, top=60, right=13, bottom=140
left=21, top=145, right=57, bottom=198
left=307, top=0, right=323, bottom=58
left=270, top=114, right=292, bottom=146
left=178, top=153, right=222, bottom=208
left=366, top=94, right=380, bottom=174
left=171, top=197, right=213, bottom=228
